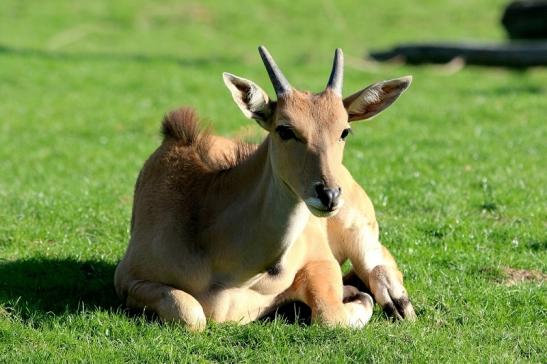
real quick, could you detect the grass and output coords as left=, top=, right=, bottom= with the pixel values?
left=0, top=0, right=545, bottom=362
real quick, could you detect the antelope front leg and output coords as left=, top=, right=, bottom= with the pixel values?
left=363, top=247, right=416, bottom=320
left=329, top=214, right=416, bottom=320
left=328, top=171, right=416, bottom=320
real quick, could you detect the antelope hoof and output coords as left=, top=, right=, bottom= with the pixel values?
left=369, top=265, right=417, bottom=321
left=383, top=295, right=416, bottom=322
left=343, top=285, right=373, bottom=328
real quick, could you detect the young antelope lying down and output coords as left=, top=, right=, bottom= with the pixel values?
left=114, top=46, right=416, bottom=331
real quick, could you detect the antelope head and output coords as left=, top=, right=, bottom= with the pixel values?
left=223, top=46, right=411, bottom=217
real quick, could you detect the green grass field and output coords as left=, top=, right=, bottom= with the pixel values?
left=1, top=0, right=546, bottom=362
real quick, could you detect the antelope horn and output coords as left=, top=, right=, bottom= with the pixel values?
left=258, top=46, right=292, bottom=97
left=326, top=48, right=343, bottom=96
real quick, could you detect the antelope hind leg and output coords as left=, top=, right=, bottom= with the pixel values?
left=198, top=288, right=280, bottom=325
left=289, top=260, right=373, bottom=328
left=125, top=280, right=207, bottom=331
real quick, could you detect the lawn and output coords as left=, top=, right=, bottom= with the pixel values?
left=0, top=0, right=545, bottom=362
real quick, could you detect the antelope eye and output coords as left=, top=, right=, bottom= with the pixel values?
left=340, top=128, right=352, bottom=141
left=276, top=126, right=297, bottom=141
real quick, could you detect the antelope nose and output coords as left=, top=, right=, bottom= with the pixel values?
left=315, top=184, right=342, bottom=210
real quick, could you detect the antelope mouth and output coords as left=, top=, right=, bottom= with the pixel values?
left=304, top=197, right=343, bottom=218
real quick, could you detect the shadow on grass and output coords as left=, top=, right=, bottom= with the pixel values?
left=0, top=257, right=314, bottom=325
left=0, top=44, right=239, bottom=67
left=0, top=257, right=119, bottom=315
left=261, top=302, right=312, bottom=325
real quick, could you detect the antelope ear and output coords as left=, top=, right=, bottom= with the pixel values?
left=343, top=76, right=412, bottom=122
left=223, top=72, right=274, bottom=129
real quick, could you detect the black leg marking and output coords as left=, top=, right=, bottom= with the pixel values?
left=393, top=297, right=410, bottom=315
left=382, top=302, right=403, bottom=320
left=266, top=262, right=282, bottom=276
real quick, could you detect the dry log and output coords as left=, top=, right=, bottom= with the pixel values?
left=369, top=42, right=547, bottom=68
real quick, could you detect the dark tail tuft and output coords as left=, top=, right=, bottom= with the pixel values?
left=161, top=107, right=202, bottom=145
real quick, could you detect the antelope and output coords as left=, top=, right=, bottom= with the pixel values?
left=114, top=46, right=416, bottom=331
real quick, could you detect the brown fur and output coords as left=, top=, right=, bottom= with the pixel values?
left=160, top=107, right=257, bottom=171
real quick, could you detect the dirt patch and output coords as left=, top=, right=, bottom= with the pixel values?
left=502, top=267, right=546, bottom=286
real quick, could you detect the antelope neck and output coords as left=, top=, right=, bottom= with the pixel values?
left=204, top=136, right=310, bottom=253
